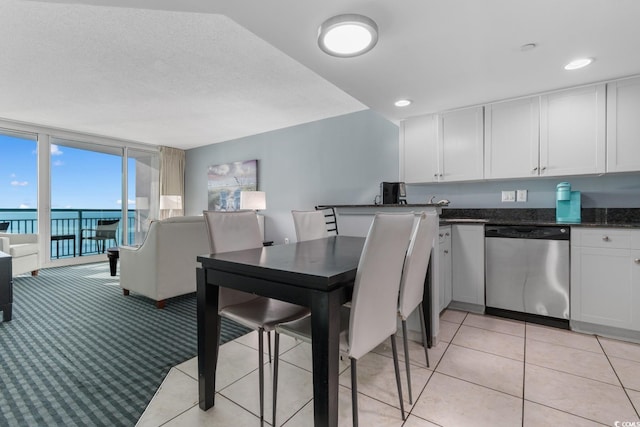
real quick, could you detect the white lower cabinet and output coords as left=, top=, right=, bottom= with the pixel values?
left=438, top=226, right=452, bottom=312
left=571, top=228, right=640, bottom=331
left=451, top=224, right=485, bottom=307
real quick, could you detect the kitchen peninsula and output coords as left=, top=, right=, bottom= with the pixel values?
left=324, top=204, right=444, bottom=345
left=326, top=205, right=640, bottom=345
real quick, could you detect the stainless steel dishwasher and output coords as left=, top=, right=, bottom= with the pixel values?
left=485, top=225, right=570, bottom=329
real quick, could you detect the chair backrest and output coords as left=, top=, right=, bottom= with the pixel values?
left=315, top=206, right=339, bottom=235
left=398, top=211, right=439, bottom=319
left=348, top=212, right=414, bottom=360
left=96, top=219, right=119, bottom=238
left=292, top=210, right=329, bottom=242
left=202, top=210, right=264, bottom=310
left=0, top=222, right=9, bottom=232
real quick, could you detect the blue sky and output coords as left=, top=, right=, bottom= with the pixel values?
left=1, top=134, right=135, bottom=210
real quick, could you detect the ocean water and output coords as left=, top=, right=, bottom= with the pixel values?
left=0, top=208, right=135, bottom=236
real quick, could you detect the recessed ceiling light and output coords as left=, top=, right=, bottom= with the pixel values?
left=394, top=99, right=412, bottom=107
left=564, top=58, right=594, bottom=70
left=318, top=14, right=378, bottom=58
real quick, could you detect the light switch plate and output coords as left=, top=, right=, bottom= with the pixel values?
left=517, top=189, right=528, bottom=202
left=501, top=190, right=516, bottom=202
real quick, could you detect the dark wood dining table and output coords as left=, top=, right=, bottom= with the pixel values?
left=196, top=235, right=366, bottom=427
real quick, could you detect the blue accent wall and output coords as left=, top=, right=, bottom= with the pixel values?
left=185, top=110, right=399, bottom=243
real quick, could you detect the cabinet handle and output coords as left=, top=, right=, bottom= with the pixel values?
left=439, top=233, right=443, bottom=238
left=445, top=232, right=450, bottom=236
left=444, top=250, right=449, bottom=254
left=532, top=167, right=538, bottom=172
left=541, top=166, right=547, bottom=171
left=602, top=236, right=611, bottom=242
left=635, top=259, right=640, bottom=264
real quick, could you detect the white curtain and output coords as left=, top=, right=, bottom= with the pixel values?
left=159, top=146, right=185, bottom=219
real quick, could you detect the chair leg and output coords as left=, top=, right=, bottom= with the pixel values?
left=351, top=358, right=358, bottom=427
left=258, top=328, right=265, bottom=423
left=402, top=319, right=413, bottom=404
left=272, top=332, right=280, bottom=427
left=418, top=303, right=430, bottom=368
left=390, top=334, right=406, bottom=421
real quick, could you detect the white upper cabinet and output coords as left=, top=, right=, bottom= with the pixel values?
left=540, top=84, right=606, bottom=176
left=439, top=106, right=484, bottom=182
left=484, top=97, right=540, bottom=179
left=607, top=76, right=640, bottom=173
left=402, top=114, right=439, bottom=183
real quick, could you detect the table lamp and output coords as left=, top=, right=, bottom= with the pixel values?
left=160, top=195, right=182, bottom=218
left=240, top=191, right=266, bottom=239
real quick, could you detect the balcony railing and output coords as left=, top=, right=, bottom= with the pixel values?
left=0, top=208, right=136, bottom=258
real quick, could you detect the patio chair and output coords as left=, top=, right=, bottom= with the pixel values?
left=79, top=219, right=119, bottom=256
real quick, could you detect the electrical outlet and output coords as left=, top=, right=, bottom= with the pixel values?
left=501, top=190, right=516, bottom=202
left=517, top=189, right=528, bottom=202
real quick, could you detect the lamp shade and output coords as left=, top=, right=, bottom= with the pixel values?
left=160, top=195, right=182, bottom=210
left=135, top=197, right=149, bottom=210
left=240, top=191, right=266, bottom=210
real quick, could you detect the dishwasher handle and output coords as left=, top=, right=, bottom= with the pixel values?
left=485, top=225, right=570, bottom=240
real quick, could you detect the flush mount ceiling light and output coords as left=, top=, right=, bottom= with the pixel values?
left=318, top=14, right=378, bottom=58
left=394, top=99, right=412, bottom=107
left=564, top=57, right=594, bottom=70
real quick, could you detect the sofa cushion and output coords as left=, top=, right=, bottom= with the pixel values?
left=10, top=243, right=38, bottom=257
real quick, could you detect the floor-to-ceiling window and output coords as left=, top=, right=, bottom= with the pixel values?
left=50, top=138, right=125, bottom=259
left=127, top=148, right=160, bottom=245
left=0, top=129, right=39, bottom=233
left=1, top=119, right=160, bottom=267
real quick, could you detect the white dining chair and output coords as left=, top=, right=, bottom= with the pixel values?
left=291, top=210, right=329, bottom=241
left=272, top=212, right=415, bottom=427
left=397, top=211, right=438, bottom=404
left=202, top=210, right=310, bottom=424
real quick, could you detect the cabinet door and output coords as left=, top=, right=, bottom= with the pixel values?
left=485, top=97, right=540, bottom=179
left=607, top=77, right=640, bottom=173
left=439, top=107, right=484, bottom=182
left=540, top=84, right=606, bottom=176
left=438, top=227, right=452, bottom=312
left=451, top=225, right=485, bottom=306
left=402, top=115, right=439, bottom=183
left=633, top=250, right=640, bottom=330
left=571, top=246, right=634, bottom=329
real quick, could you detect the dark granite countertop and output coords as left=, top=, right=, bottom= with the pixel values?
left=325, top=203, right=446, bottom=208
left=325, top=205, right=640, bottom=228
left=439, top=208, right=640, bottom=229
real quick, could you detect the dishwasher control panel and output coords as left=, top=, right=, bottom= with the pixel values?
left=485, top=225, right=569, bottom=240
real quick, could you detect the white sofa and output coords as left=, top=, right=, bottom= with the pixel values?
left=0, top=233, right=39, bottom=277
left=119, top=216, right=210, bottom=308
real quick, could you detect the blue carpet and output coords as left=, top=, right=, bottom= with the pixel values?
left=0, top=263, right=250, bottom=426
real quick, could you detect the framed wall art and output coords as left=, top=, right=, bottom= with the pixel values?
left=207, top=159, right=258, bottom=211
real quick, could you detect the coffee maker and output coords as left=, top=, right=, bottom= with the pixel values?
left=380, top=182, right=407, bottom=204
left=556, top=182, right=581, bottom=223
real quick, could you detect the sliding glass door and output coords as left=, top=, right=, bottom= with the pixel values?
left=1, top=121, right=160, bottom=266
left=50, top=138, right=124, bottom=259
left=0, top=129, right=38, bottom=233
left=127, top=148, right=160, bottom=245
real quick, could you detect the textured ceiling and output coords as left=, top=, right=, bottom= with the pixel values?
left=0, top=1, right=366, bottom=148
left=2, top=0, right=640, bottom=149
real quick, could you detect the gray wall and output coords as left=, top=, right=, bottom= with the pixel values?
left=406, top=174, right=640, bottom=208
left=185, top=110, right=399, bottom=243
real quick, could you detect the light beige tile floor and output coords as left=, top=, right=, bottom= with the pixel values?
left=137, top=309, right=640, bottom=426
